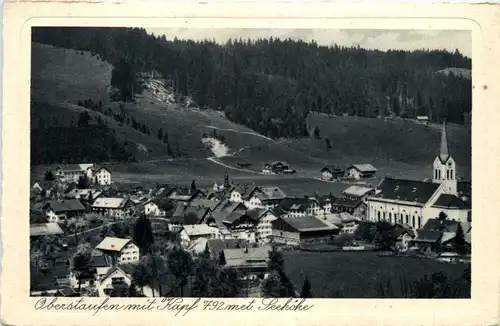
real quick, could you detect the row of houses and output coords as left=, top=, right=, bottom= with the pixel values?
left=320, top=164, right=378, bottom=181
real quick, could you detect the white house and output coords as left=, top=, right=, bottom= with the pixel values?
left=95, top=237, right=140, bottom=264
left=346, top=164, right=377, bottom=180
left=276, top=197, right=326, bottom=218
left=56, top=163, right=95, bottom=183
left=97, top=264, right=135, bottom=297
left=42, top=199, right=86, bottom=222
left=92, top=197, right=133, bottom=219
left=366, top=122, right=471, bottom=227
left=320, top=165, right=345, bottom=181
left=142, top=199, right=165, bottom=217
left=179, top=224, right=221, bottom=248
left=228, top=186, right=249, bottom=203
left=247, top=208, right=277, bottom=243
left=243, top=187, right=287, bottom=210
left=93, top=167, right=112, bottom=185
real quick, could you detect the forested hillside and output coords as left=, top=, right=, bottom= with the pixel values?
left=32, top=27, right=472, bottom=139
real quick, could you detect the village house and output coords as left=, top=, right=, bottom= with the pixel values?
left=141, top=199, right=165, bottom=217
left=270, top=215, right=340, bottom=246
left=65, top=188, right=102, bottom=202
left=220, top=245, right=272, bottom=280
left=262, top=161, right=290, bottom=175
left=56, top=163, right=95, bottom=183
left=416, top=116, right=429, bottom=124
left=213, top=210, right=257, bottom=243
left=91, top=197, right=133, bottom=219
left=275, top=197, right=326, bottom=218
left=366, top=122, right=471, bottom=228
left=389, top=224, right=416, bottom=252
left=422, top=218, right=472, bottom=253
left=170, top=204, right=213, bottom=231
left=92, top=167, right=112, bottom=185
left=42, top=199, right=86, bottom=222
left=331, top=197, right=366, bottom=218
left=32, top=180, right=56, bottom=198
left=97, top=264, right=135, bottom=297
left=320, top=165, right=345, bottom=181
left=179, top=224, right=221, bottom=248
left=410, top=230, right=443, bottom=254
left=243, top=186, right=287, bottom=210
left=190, top=198, right=221, bottom=210
left=342, top=185, right=375, bottom=202
left=95, top=237, right=140, bottom=265
left=166, top=188, right=206, bottom=203
left=246, top=208, right=277, bottom=243
left=30, top=222, right=65, bottom=239
left=228, top=185, right=251, bottom=203
left=205, top=238, right=248, bottom=261
left=346, top=164, right=377, bottom=180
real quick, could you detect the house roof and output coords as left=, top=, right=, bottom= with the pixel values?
left=372, top=177, right=441, bottom=205
left=246, top=208, right=273, bottom=221
left=171, top=205, right=210, bottom=224
left=186, top=238, right=209, bottom=254
left=248, top=187, right=287, bottom=201
left=100, top=263, right=135, bottom=282
left=222, top=211, right=248, bottom=224
left=190, top=198, right=221, bottom=210
left=43, top=200, right=86, bottom=212
left=279, top=197, right=318, bottom=212
left=423, top=218, right=459, bottom=233
left=206, top=238, right=247, bottom=257
left=66, top=188, right=102, bottom=200
left=89, top=254, right=112, bottom=268
left=92, top=197, right=129, bottom=209
left=213, top=199, right=245, bottom=213
left=390, top=225, right=416, bottom=239
left=96, top=237, right=133, bottom=252
left=432, top=194, right=469, bottom=209
left=30, top=223, right=65, bottom=237
left=348, top=164, right=377, bottom=172
left=332, top=197, right=363, bottom=209
left=223, top=246, right=272, bottom=268
left=182, top=224, right=218, bottom=237
left=95, top=167, right=111, bottom=174
left=413, top=230, right=442, bottom=243
left=321, top=165, right=344, bottom=173
left=342, top=186, right=373, bottom=198
left=280, top=215, right=339, bottom=232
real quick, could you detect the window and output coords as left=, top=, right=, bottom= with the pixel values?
left=446, top=170, right=450, bottom=179
left=389, top=212, right=392, bottom=221
left=406, top=215, right=409, bottom=224
left=412, top=216, right=415, bottom=227
left=418, top=216, right=422, bottom=228
left=377, top=211, right=381, bottom=221
left=450, top=170, right=454, bottom=179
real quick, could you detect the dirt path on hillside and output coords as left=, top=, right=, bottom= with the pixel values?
left=202, top=125, right=275, bottom=142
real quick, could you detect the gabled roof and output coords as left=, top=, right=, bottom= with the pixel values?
left=89, top=254, right=112, bottom=268
left=413, top=230, right=442, bottom=243
left=332, top=197, right=363, bottom=209
left=92, top=197, right=130, bottom=209
left=278, top=215, right=339, bottom=232
left=423, top=218, right=459, bottom=233
left=371, top=177, right=441, bottom=205
left=213, top=199, right=246, bottom=213
left=390, top=225, right=416, bottom=239
left=100, top=263, right=135, bottom=282
left=247, top=187, right=287, bottom=201
left=182, top=224, right=218, bottom=237
left=43, top=200, right=86, bottom=212
left=222, top=211, right=249, bottom=224
left=66, top=188, right=102, bottom=200
left=207, top=238, right=248, bottom=258
left=95, top=167, right=111, bottom=174
left=432, top=194, right=469, bottom=209
left=30, top=223, right=65, bottom=237
left=320, top=165, right=344, bottom=173
left=278, top=197, right=319, bottom=212
left=342, top=186, right=373, bottom=198
left=223, top=245, right=272, bottom=268
left=190, top=198, right=221, bottom=210
left=348, top=164, right=377, bottom=172
left=171, top=205, right=211, bottom=224
left=96, top=237, right=133, bottom=252
left=246, top=208, right=273, bottom=222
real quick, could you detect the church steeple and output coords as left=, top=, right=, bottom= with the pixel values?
left=432, top=120, right=457, bottom=195
left=439, top=120, right=449, bottom=163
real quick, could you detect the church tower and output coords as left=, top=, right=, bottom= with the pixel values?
left=432, top=121, right=457, bottom=195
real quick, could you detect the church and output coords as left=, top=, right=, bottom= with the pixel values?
left=366, top=122, right=471, bottom=228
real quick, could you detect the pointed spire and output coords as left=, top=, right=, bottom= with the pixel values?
left=439, top=120, right=449, bottom=162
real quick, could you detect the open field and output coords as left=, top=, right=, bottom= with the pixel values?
left=283, top=251, right=470, bottom=298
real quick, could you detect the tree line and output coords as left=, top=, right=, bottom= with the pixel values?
left=33, top=27, right=472, bottom=138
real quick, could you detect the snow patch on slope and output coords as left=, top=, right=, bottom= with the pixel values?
left=202, top=137, right=229, bottom=158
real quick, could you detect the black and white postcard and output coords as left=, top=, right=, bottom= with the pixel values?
left=1, top=2, right=499, bottom=326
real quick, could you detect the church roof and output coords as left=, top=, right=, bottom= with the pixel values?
left=439, top=121, right=450, bottom=163
left=432, top=194, right=469, bottom=209
left=371, top=177, right=441, bottom=205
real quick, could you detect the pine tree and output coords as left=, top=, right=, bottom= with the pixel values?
left=325, top=138, right=331, bottom=150
left=300, top=276, right=312, bottom=298
left=313, top=126, right=321, bottom=139
left=133, top=214, right=154, bottom=255
left=190, top=180, right=197, bottom=194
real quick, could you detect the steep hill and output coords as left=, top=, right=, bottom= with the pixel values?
left=31, top=41, right=471, bottom=183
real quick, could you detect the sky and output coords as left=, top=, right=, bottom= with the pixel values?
left=147, top=28, right=472, bottom=58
